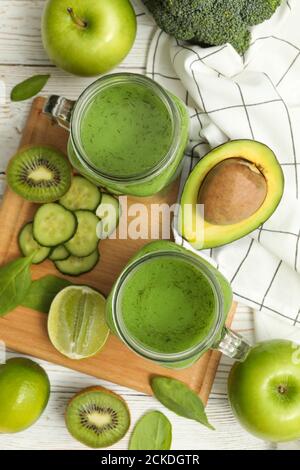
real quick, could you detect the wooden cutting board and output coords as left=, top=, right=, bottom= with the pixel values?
left=0, top=97, right=236, bottom=403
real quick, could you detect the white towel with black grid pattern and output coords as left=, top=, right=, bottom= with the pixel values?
left=144, top=0, right=300, bottom=332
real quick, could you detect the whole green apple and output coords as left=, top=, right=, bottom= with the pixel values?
left=228, top=339, right=300, bottom=442
left=42, top=0, right=137, bottom=77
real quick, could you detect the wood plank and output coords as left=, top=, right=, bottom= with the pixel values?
left=0, top=97, right=236, bottom=402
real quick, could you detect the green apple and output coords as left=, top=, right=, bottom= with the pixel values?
left=42, top=0, right=137, bottom=77
left=0, top=357, right=50, bottom=433
left=228, top=340, right=300, bottom=442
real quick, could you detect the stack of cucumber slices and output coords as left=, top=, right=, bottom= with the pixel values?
left=18, top=175, right=120, bottom=276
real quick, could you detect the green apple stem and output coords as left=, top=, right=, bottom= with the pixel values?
left=278, top=385, right=287, bottom=394
left=67, top=7, right=87, bottom=28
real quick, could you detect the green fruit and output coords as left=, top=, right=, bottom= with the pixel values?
left=65, top=386, right=130, bottom=448
left=0, top=358, right=50, bottom=433
left=42, top=0, right=137, bottom=77
left=7, top=145, right=72, bottom=203
left=228, top=340, right=300, bottom=443
left=48, top=286, right=109, bottom=359
left=179, top=140, right=284, bottom=249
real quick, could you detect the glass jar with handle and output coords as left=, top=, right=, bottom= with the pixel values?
left=106, top=240, right=250, bottom=369
left=43, top=73, right=189, bottom=197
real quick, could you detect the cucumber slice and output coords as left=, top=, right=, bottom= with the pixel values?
left=65, top=210, right=100, bottom=257
left=54, top=250, right=99, bottom=276
left=49, top=245, right=70, bottom=261
left=59, top=176, right=101, bottom=211
left=96, top=194, right=120, bottom=239
left=33, top=203, right=77, bottom=247
left=18, top=222, right=51, bottom=264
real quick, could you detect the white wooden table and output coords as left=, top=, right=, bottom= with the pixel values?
left=0, top=0, right=279, bottom=451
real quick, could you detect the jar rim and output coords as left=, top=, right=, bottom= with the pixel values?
left=111, top=250, right=225, bottom=363
left=70, top=73, right=183, bottom=183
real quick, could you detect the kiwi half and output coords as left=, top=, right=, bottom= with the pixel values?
left=65, top=386, right=130, bottom=448
left=7, top=145, right=72, bottom=203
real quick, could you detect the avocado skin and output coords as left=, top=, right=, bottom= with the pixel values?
left=179, top=139, right=284, bottom=249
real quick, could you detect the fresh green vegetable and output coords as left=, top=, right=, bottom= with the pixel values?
left=11, top=75, right=50, bottom=102
left=54, top=250, right=99, bottom=276
left=22, top=275, right=72, bottom=314
left=129, top=411, right=172, bottom=450
left=59, top=176, right=101, bottom=211
left=0, top=256, right=33, bottom=316
left=143, top=0, right=282, bottom=54
left=151, top=376, right=214, bottom=429
left=33, top=203, right=77, bottom=247
left=18, top=222, right=51, bottom=264
left=65, top=210, right=99, bottom=257
left=242, top=0, right=282, bottom=26
left=49, top=245, right=70, bottom=262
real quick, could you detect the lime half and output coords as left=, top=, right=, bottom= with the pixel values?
left=48, top=286, right=109, bottom=359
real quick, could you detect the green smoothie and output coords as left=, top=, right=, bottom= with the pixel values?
left=80, top=82, right=173, bottom=178
left=120, top=256, right=217, bottom=354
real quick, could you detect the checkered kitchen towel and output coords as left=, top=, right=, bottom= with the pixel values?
left=144, top=0, right=300, bottom=329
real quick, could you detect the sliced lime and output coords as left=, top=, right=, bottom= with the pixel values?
left=48, top=286, right=109, bottom=359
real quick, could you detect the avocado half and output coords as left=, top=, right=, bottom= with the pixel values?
left=179, top=140, right=284, bottom=249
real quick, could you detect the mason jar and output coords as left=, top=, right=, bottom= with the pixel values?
left=43, top=73, right=189, bottom=197
left=106, top=241, right=250, bottom=369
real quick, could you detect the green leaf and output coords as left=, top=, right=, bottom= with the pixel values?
left=129, top=411, right=172, bottom=450
left=151, top=376, right=215, bottom=430
left=11, top=75, right=50, bottom=102
left=0, top=256, right=33, bottom=316
left=22, top=275, right=71, bottom=314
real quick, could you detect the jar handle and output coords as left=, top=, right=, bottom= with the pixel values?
left=43, top=95, right=75, bottom=131
left=213, top=326, right=251, bottom=361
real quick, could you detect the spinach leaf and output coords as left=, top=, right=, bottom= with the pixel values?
left=151, top=376, right=214, bottom=430
left=22, top=275, right=71, bottom=314
left=11, top=75, right=50, bottom=102
left=129, top=411, right=172, bottom=450
left=0, top=256, right=33, bottom=316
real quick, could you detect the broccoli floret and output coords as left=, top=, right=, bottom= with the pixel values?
left=193, top=1, right=251, bottom=54
left=144, top=0, right=208, bottom=40
left=143, top=0, right=282, bottom=54
left=242, top=0, right=282, bottom=26
left=164, top=0, right=214, bottom=16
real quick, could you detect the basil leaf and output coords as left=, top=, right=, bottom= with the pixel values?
left=129, top=411, right=172, bottom=450
left=22, top=275, right=71, bottom=314
left=151, top=376, right=215, bottom=430
left=0, top=256, right=33, bottom=316
left=11, top=75, right=50, bottom=102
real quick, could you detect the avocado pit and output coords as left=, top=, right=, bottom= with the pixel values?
left=198, top=158, right=267, bottom=225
